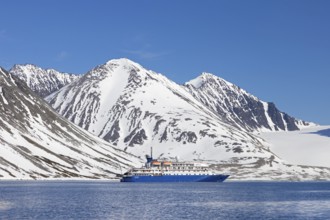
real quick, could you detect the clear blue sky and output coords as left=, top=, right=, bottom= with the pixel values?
left=1, top=0, right=329, bottom=125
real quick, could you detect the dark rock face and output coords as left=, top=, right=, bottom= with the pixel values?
left=231, top=94, right=271, bottom=131
left=154, top=119, right=166, bottom=133
left=124, top=126, right=148, bottom=147
left=160, top=127, right=168, bottom=142
left=267, top=102, right=298, bottom=131
left=176, top=131, right=197, bottom=144
left=267, top=102, right=285, bottom=131
left=104, top=120, right=121, bottom=144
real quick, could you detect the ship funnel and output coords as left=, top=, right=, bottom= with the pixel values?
left=146, top=147, right=153, bottom=164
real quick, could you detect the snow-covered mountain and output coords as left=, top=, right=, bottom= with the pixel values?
left=184, top=73, right=312, bottom=132
left=46, top=59, right=271, bottom=159
left=0, top=67, right=140, bottom=180
left=44, top=58, right=330, bottom=180
left=9, top=64, right=80, bottom=97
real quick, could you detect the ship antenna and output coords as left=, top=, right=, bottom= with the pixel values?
left=151, top=147, right=153, bottom=159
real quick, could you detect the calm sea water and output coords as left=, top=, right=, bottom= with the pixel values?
left=0, top=181, right=330, bottom=220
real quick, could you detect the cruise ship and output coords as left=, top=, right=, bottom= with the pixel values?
left=121, top=150, right=229, bottom=182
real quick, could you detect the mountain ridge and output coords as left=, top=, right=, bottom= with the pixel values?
left=9, top=64, right=80, bottom=97
left=184, top=72, right=313, bottom=132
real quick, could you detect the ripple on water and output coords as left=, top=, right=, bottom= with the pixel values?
left=0, top=201, right=13, bottom=211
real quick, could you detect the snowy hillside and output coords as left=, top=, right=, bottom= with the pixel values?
left=0, top=67, right=141, bottom=180
left=10, top=64, right=79, bottom=97
left=184, top=73, right=313, bottom=132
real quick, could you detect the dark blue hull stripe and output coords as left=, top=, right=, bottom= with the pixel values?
left=121, top=174, right=229, bottom=182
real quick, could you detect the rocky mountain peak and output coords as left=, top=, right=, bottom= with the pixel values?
left=9, top=64, right=79, bottom=97
left=184, top=72, right=312, bottom=132
left=84, top=58, right=148, bottom=81
left=105, top=58, right=143, bottom=68
left=186, top=72, right=244, bottom=94
left=11, top=63, right=40, bottom=71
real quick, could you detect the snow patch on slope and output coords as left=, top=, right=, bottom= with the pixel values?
left=0, top=86, right=8, bottom=104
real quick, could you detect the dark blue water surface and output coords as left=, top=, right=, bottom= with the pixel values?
left=0, top=181, right=330, bottom=219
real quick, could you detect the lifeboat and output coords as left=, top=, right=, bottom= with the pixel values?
left=151, top=161, right=161, bottom=166
left=162, top=161, right=172, bottom=166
